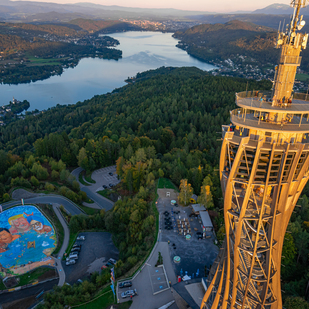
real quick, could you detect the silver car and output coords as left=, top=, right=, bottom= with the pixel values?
left=121, top=289, right=137, bottom=298
left=66, top=259, right=76, bottom=266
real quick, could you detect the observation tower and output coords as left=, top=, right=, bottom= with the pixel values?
left=201, top=1, right=309, bottom=308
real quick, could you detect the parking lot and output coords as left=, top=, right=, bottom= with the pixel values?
left=148, top=265, right=169, bottom=294
left=157, top=192, right=219, bottom=279
left=62, top=232, right=119, bottom=284
left=91, top=165, right=121, bottom=191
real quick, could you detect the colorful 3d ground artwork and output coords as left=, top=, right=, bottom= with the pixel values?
left=0, top=205, right=56, bottom=278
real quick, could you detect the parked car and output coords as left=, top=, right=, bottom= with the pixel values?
left=77, top=236, right=85, bottom=240
left=77, top=279, right=83, bottom=284
left=121, top=289, right=137, bottom=298
left=66, top=255, right=78, bottom=261
left=71, top=247, right=81, bottom=252
left=103, top=185, right=108, bottom=189
left=66, top=259, right=76, bottom=266
left=68, top=253, right=79, bottom=260
left=196, top=232, right=203, bottom=240
left=73, top=243, right=82, bottom=248
left=101, top=261, right=112, bottom=269
left=109, top=183, right=114, bottom=187
left=109, top=172, right=113, bottom=176
left=108, top=258, right=117, bottom=265
left=119, top=281, right=132, bottom=288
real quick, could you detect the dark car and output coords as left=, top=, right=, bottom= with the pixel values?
left=197, top=232, right=203, bottom=239
left=73, top=244, right=82, bottom=249
left=109, top=183, right=114, bottom=187
left=119, top=281, right=132, bottom=288
left=103, top=185, right=108, bottom=189
left=108, top=258, right=117, bottom=265
left=109, top=172, right=113, bottom=176
left=71, top=247, right=81, bottom=252
left=102, top=261, right=113, bottom=269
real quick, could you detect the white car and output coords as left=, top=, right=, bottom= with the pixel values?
left=77, top=236, right=85, bottom=240
left=66, top=259, right=76, bottom=266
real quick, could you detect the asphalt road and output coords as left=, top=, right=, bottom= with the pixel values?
left=4, top=196, right=83, bottom=216
left=0, top=278, right=59, bottom=305
left=81, top=187, right=114, bottom=211
left=71, top=167, right=114, bottom=211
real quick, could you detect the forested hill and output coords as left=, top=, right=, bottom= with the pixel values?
left=173, top=20, right=279, bottom=67
left=0, top=66, right=271, bottom=188
left=173, top=20, right=309, bottom=77
left=69, top=19, right=142, bottom=34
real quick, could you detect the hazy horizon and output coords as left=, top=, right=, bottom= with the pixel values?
left=11, top=0, right=289, bottom=13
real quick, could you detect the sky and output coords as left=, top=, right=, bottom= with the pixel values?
left=13, top=1, right=283, bottom=13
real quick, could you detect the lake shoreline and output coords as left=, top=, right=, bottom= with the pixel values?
left=0, top=31, right=214, bottom=112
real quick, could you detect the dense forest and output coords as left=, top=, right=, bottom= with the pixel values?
left=0, top=67, right=307, bottom=307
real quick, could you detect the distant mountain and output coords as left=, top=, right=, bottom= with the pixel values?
left=69, top=19, right=141, bottom=33
left=252, top=3, right=292, bottom=15
left=0, top=0, right=215, bottom=22
left=252, top=3, right=309, bottom=15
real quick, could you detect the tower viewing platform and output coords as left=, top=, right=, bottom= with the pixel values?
left=231, top=90, right=309, bottom=133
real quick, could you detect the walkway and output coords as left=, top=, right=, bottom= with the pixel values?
left=6, top=189, right=83, bottom=215
left=71, top=167, right=115, bottom=211
left=125, top=242, right=178, bottom=309
left=52, top=204, right=70, bottom=286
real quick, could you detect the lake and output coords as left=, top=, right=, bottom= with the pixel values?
left=0, top=31, right=215, bottom=111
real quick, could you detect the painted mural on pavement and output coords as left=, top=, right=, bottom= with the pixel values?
left=0, top=205, right=56, bottom=278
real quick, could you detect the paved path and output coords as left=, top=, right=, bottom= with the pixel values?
left=121, top=242, right=178, bottom=309
left=6, top=189, right=83, bottom=215
left=71, top=167, right=84, bottom=181
left=71, top=167, right=115, bottom=211
left=0, top=279, right=59, bottom=305
left=52, top=204, right=70, bottom=286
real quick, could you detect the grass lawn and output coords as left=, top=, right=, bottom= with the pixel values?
left=77, top=286, right=132, bottom=309
left=27, top=56, right=62, bottom=65
left=64, top=232, right=79, bottom=259
left=78, top=204, right=99, bottom=215
left=84, top=197, right=94, bottom=204
left=97, top=189, right=109, bottom=199
left=36, top=204, right=64, bottom=256
left=18, top=267, right=54, bottom=286
left=79, top=173, right=90, bottom=186
left=0, top=280, right=6, bottom=290
left=296, top=73, right=309, bottom=81
left=0, top=267, right=54, bottom=290
left=84, top=174, right=96, bottom=184
left=158, top=178, right=179, bottom=191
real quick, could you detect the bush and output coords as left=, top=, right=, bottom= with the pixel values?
left=3, top=193, right=10, bottom=202
left=72, top=180, right=80, bottom=191
left=284, top=296, right=309, bottom=309
left=60, top=186, right=69, bottom=196
left=45, top=182, right=55, bottom=191
left=31, top=176, right=40, bottom=187
left=51, top=170, right=59, bottom=180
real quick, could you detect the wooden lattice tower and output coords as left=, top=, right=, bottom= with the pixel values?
left=201, top=1, right=309, bottom=308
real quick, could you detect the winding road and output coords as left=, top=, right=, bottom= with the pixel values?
left=3, top=195, right=83, bottom=215
left=71, top=167, right=115, bottom=211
